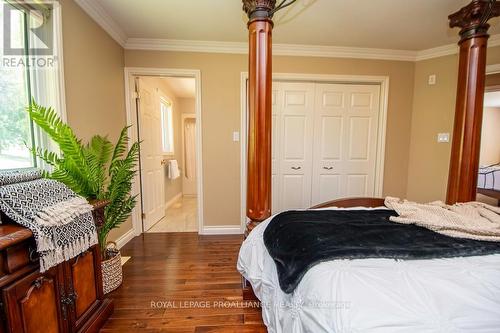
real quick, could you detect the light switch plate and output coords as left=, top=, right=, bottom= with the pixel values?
left=437, top=133, right=450, bottom=143
left=428, top=75, right=437, bottom=85
left=233, top=131, right=240, bottom=142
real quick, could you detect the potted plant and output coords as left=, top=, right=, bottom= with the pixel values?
left=27, top=101, right=139, bottom=294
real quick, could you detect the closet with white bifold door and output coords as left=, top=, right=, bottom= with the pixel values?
left=271, top=81, right=382, bottom=214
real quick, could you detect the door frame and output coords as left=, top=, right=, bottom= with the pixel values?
left=240, top=72, right=390, bottom=230
left=181, top=114, right=197, bottom=196
left=124, top=67, right=204, bottom=236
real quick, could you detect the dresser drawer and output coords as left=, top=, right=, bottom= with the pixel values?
left=3, top=241, right=35, bottom=274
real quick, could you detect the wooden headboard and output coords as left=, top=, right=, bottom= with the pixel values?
left=242, top=0, right=500, bottom=233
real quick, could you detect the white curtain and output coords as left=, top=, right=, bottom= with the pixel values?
left=184, top=119, right=196, bottom=179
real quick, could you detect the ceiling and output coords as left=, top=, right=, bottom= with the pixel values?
left=163, top=77, right=196, bottom=99
left=95, top=0, right=500, bottom=51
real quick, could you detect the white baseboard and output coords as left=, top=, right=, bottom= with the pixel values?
left=165, top=192, right=183, bottom=210
left=115, top=228, right=136, bottom=249
left=200, top=226, right=243, bottom=235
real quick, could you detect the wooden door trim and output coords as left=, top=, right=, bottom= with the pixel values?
left=240, top=73, right=390, bottom=229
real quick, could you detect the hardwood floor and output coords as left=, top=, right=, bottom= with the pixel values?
left=100, top=233, right=266, bottom=332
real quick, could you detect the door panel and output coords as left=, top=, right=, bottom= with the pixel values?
left=278, top=83, right=315, bottom=211
left=318, top=174, right=342, bottom=203
left=271, top=84, right=281, bottom=214
left=272, top=174, right=280, bottom=214
left=311, top=84, right=347, bottom=206
left=320, top=116, right=343, bottom=160
left=3, top=268, right=65, bottom=333
left=344, top=85, right=380, bottom=199
left=71, top=251, right=97, bottom=320
left=20, top=277, right=59, bottom=333
left=312, top=83, right=380, bottom=206
left=282, top=175, right=306, bottom=209
left=351, top=92, right=373, bottom=109
left=348, top=117, right=371, bottom=160
left=347, top=174, right=369, bottom=197
left=137, top=77, right=166, bottom=230
left=283, top=116, right=307, bottom=159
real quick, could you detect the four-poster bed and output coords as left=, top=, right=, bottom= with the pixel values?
left=239, top=0, right=500, bottom=331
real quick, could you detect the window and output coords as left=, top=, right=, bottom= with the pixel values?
left=160, top=99, right=174, bottom=155
left=0, top=3, right=33, bottom=169
left=0, top=1, right=65, bottom=170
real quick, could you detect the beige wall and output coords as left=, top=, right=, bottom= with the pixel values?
left=480, top=107, right=500, bottom=166
left=125, top=51, right=415, bottom=226
left=139, top=77, right=184, bottom=205
left=406, top=45, right=500, bottom=203
left=60, top=0, right=130, bottom=241
left=406, top=55, right=458, bottom=202
left=179, top=98, right=196, bottom=114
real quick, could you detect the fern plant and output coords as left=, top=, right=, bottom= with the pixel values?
left=27, top=101, right=140, bottom=255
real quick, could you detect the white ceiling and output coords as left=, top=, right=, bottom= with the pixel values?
left=96, top=0, right=500, bottom=51
left=163, top=77, right=196, bottom=99
left=484, top=91, right=500, bottom=108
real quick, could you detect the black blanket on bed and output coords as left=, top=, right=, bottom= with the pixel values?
left=263, top=209, right=500, bottom=293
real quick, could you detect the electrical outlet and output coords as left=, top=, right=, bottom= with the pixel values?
left=233, top=131, right=240, bottom=142
left=437, top=133, right=450, bottom=143
left=428, top=75, right=437, bottom=85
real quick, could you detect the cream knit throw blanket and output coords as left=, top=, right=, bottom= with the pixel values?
left=385, top=197, right=500, bottom=242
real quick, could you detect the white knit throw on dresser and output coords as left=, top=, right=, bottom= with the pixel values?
left=385, top=197, right=500, bottom=242
left=0, top=169, right=98, bottom=272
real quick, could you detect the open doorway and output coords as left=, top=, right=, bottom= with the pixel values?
left=125, top=69, right=202, bottom=234
left=478, top=73, right=500, bottom=206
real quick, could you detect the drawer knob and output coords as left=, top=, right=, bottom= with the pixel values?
left=291, top=166, right=301, bottom=170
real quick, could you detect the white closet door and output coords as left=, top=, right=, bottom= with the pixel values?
left=271, top=83, right=282, bottom=214
left=278, top=82, right=315, bottom=211
left=312, top=84, right=381, bottom=206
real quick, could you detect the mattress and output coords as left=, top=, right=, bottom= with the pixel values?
left=237, top=207, right=500, bottom=333
left=478, top=164, right=500, bottom=191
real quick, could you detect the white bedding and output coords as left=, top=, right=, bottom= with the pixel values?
left=237, top=207, right=500, bottom=333
left=478, top=164, right=500, bottom=191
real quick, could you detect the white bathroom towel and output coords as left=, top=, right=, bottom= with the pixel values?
left=168, top=159, right=180, bottom=180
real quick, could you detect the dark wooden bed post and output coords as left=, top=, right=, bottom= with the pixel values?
left=447, top=0, right=500, bottom=204
left=243, top=0, right=276, bottom=235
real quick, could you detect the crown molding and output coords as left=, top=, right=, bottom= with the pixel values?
left=415, top=43, right=458, bottom=61
left=414, top=34, right=500, bottom=61
left=73, top=0, right=127, bottom=47
left=125, top=38, right=418, bottom=61
left=125, top=34, right=500, bottom=62
left=273, top=44, right=416, bottom=61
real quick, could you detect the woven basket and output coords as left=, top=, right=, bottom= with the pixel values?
left=101, top=242, right=123, bottom=294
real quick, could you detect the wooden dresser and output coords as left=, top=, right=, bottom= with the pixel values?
left=0, top=214, right=113, bottom=333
